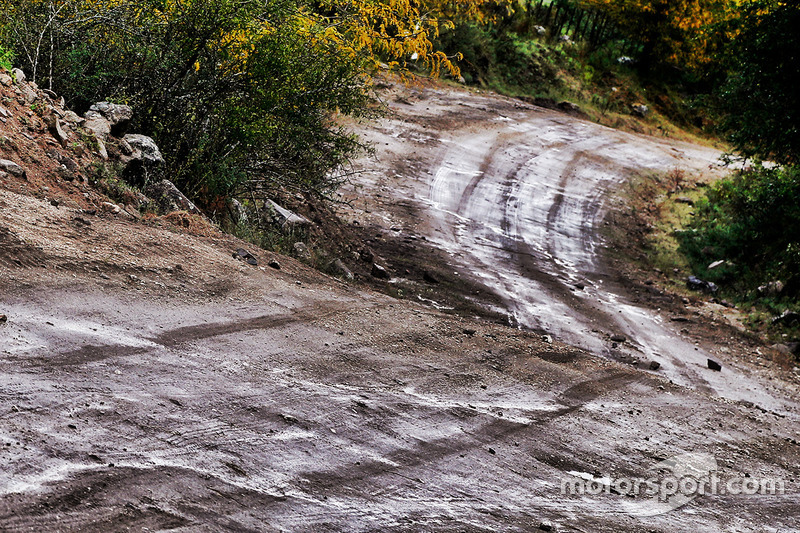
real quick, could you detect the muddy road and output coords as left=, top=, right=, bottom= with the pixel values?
left=0, top=84, right=799, bottom=532
left=347, top=83, right=787, bottom=413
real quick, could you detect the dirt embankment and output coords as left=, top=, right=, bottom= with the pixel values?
left=0, top=75, right=798, bottom=532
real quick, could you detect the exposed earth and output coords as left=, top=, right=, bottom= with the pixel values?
left=1, top=77, right=799, bottom=532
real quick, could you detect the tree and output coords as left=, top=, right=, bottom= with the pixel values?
left=579, top=0, right=736, bottom=71
left=0, top=0, right=375, bottom=202
left=717, top=0, right=800, bottom=165
left=0, top=0, right=516, bottom=206
left=679, top=1, right=800, bottom=304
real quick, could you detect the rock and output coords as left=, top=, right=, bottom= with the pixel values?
left=557, top=101, right=580, bottom=113
left=539, top=521, right=554, bottom=532
left=293, top=242, right=311, bottom=260
left=123, top=134, right=164, bottom=164
left=83, top=113, right=112, bottom=141
left=771, top=344, right=793, bottom=356
left=264, top=199, right=309, bottom=229
left=687, top=275, right=718, bottom=293
left=423, top=270, right=439, bottom=284
left=232, top=248, right=258, bottom=266
left=534, top=25, right=547, bottom=35
left=331, top=258, right=354, bottom=280
left=772, top=310, right=800, bottom=326
left=11, top=68, right=26, bottom=84
left=787, top=342, right=800, bottom=356
left=675, top=196, right=694, bottom=205
left=101, top=202, right=121, bottom=214
left=20, top=84, right=37, bottom=104
left=280, top=413, right=298, bottom=424
left=758, top=280, right=784, bottom=296
left=61, top=110, right=84, bottom=126
left=463, top=328, right=477, bottom=336
left=42, top=88, right=57, bottom=99
left=707, top=359, right=722, bottom=372
left=119, top=135, right=163, bottom=183
left=124, top=205, right=141, bottom=220
left=359, top=247, right=375, bottom=263
left=50, top=199, right=59, bottom=207
left=371, top=263, right=390, bottom=279
left=649, top=361, right=661, bottom=371
left=229, top=199, right=248, bottom=224
left=95, top=137, right=109, bottom=160
left=88, top=101, right=132, bottom=134
left=46, top=149, right=80, bottom=175
left=542, top=334, right=553, bottom=344
left=670, top=316, right=690, bottom=322
left=610, top=334, right=626, bottom=343
left=144, top=179, right=200, bottom=215
left=0, top=72, right=12, bottom=86
left=0, top=159, right=26, bottom=178
left=44, top=114, right=69, bottom=147
left=268, top=259, right=281, bottom=270
left=0, top=314, right=7, bottom=323
left=707, top=259, right=725, bottom=270
left=631, top=104, right=649, bottom=117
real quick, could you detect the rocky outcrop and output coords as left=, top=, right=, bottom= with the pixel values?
left=87, top=102, right=132, bottom=135
left=144, top=179, right=200, bottom=215
left=119, top=133, right=165, bottom=185
left=123, top=134, right=163, bottom=165
left=0, top=66, right=173, bottom=215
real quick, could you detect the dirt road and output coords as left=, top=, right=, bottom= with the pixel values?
left=348, top=83, right=791, bottom=413
left=1, top=84, right=799, bottom=532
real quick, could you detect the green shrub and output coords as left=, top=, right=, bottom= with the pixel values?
left=1, top=0, right=373, bottom=207
left=0, top=44, right=12, bottom=71
left=678, top=164, right=800, bottom=299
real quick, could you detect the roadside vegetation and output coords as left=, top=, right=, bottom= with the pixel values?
left=679, top=0, right=800, bottom=337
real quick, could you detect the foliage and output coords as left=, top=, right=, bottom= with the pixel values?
left=0, top=0, right=524, bottom=208
left=678, top=165, right=800, bottom=298
left=310, top=0, right=514, bottom=77
left=435, top=23, right=562, bottom=91
left=0, top=43, right=11, bottom=71
left=579, top=0, right=737, bottom=71
left=0, top=0, right=376, bottom=204
left=678, top=0, right=800, bottom=318
left=717, top=0, right=800, bottom=165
